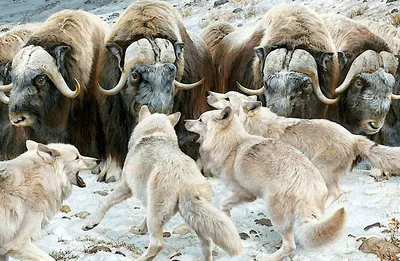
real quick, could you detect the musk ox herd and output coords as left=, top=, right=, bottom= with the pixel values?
left=1, top=0, right=400, bottom=260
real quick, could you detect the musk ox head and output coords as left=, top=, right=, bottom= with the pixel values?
left=238, top=48, right=338, bottom=118
left=335, top=50, right=399, bottom=135
left=97, top=38, right=203, bottom=121
left=0, top=45, right=81, bottom=127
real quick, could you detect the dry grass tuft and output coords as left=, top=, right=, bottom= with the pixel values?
left=390, top=12, right=400, bottom=26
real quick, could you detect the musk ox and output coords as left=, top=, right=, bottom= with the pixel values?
left=0, top=10, right=109, bottom=160
left=202, top=4, right=340, bottom=119
left=323, top=15, right=400, bottom=136
left=0, top=24, right=40, bottom=159
left=95, top=0, right=215, bottom=182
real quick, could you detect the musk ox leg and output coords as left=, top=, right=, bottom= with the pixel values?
left=221, top=190, right=256, bottom=217
left=97, top=156, right=122, bottom=183
left=130, top=217, right=148, bottom=235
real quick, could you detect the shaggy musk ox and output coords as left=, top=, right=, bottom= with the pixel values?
left=202, top=4, right=340, bottom=119
left=96, top=0, right=215, bottom=182
left=323, top=15, right=400, bottom=136
left=0, top=24, right=40, bottom=159
left=0, top=10, right=109, bottom=159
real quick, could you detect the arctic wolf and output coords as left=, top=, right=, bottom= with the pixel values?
left=83, top=106, right=242, bottom=261
left=207, top=90, right=400, bottom=205
left=0, top=140, right=98, bottom=261
left=185, top=106, right=346, bottom=261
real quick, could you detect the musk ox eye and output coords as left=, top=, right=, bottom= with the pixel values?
left=131, top=72, right=140, bottom=81
left=35, top=75, right=46, bottom=86
left=354, top=79, right=363, bottom=89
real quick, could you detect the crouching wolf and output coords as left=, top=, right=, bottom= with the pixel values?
left=83, top=105, right=242, bottom=261
left=0, top=140, right=98, bottom=261
left=185, top=107, right=346, bottom=261
left=207, top=90, right=400, bottom=206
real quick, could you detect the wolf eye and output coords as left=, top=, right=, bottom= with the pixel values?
left=35, top=75, right=46, bottom=86
left=199, top=118, right=203, bottom=123
left=75, top=156, right=79, bottom=160
left=224, top=97, right=230, bottom=101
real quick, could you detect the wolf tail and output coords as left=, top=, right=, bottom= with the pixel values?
left=354, top=135, right=400, bottom=171
left=201, top=22, right=234, bottom=55
left=179, top=193, right=242, bottom=256
left=294, top=207, right=346, bottom=248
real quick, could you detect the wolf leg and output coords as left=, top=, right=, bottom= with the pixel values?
left=0, top=255, right=8, bottom=261
left=83, top=181, right=132, bottom=230
left=197, top=233, right=213, bottom=261
left=263, top=229, right=295, bottom=261
left=325, top=182, right=343, bottom=208
left=130, top=217, right=148, bottom=235
left=221, top=189, right=256, bottom=217
left=10, top=242, right=53, bottom=261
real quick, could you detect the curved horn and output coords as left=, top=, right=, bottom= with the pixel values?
left=236, top=82, right=265, bottom=95
left=45, top=69, right=81, bottom=98
left=263, top=48, right=287, bottom=75
left=97, top=71, right=128, bottom=96
left=0, top=83, right=13, bottom=92
left=174, top=78, right=204, bottom=91
left=335, top=50, right=381, bottom=94
left=0, top=92, right=9, bottom=104
left=391, top=93, right=400, bottom=100
left=289, top=49, right=338, bottom=105
left=380, top=51, right=398, bottom=75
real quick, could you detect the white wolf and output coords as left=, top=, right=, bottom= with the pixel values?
left=185, top=106, right=346, bottom=261
left=83, top=106, right=242, bottom=261
left=0, top=140, right=98, bottom=261
left=207, top=90, right=400, bottom=205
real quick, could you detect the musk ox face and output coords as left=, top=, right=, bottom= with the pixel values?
left=4, top=45, right=81, bottom=127
left=98, top=38, right=203, bottom=124
left=238, top=48, right=338, bottom=117
left=340, top=69, right=394, bottom=135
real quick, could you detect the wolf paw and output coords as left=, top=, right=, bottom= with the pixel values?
left=130, top=226, right=148, bottom=235
left=82, top=216, right=101, bottom=231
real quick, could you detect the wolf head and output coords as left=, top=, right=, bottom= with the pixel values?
left=129, top=105, right=181, bottom=147
left=25, top=140, right=98, bottom=188
left=206, top=91, right=257, bottom=113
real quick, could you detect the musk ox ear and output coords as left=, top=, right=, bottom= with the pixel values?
left=26, top=140, right=38, bottom=151
left=338, top=52, right=348, bottom=71
left=242, top=101, right=262, bottom=116
left=255, top=47, right=266, bottom=63
left=168, top=112, right=181, bottom=127
left=36, top=144, right=61, bottom=164
left=319, top=52, right=334, bottom=71
left=106, top=42, right=123, bottom=71
left=139, top=105, right=152, bottom=122
left=217, top=106, right=233, bottom=122
left=53, top=45, right=71, bottom=72
left=174, top=42, right=185, bottom=59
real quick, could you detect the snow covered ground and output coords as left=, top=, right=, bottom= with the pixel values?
left=2, top=0, right=400, bottom=260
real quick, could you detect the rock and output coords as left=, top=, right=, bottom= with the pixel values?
left=84, top=0, right=93, bottom=4
left=115, top=251, right=125, bottom=257
left=214, top=0, right=228, bottom=7
left=173, top=223, right=194, bottom=236
left=387, top=0, right=396, bottom=3
left=249, top=230, right=257, bottom=234
left=356, top=237, right=367, bottom=242
left=170, top=253, right=182, bottom=259
left=348, top=234, right=356, bottom=238
left=212, top=250, right=218, bottom=256
left=255, top=218, right=272, bottom=227
left=239, top=232, right=250, bottom=240
left=364, top=222, right=382, bottom=231
left=233, top=8, right=243, bottom=13
left=163, top=232, right=171, bottom=238
left=134, top=206, right=140, bottom=209
left=75, top=211, right=90, bottom=219
left=94, top=190, right=108, bottom=196
left=391, top=9, right=399, bottom=13
left=109, top=12, right=119, bottom=19
left=237, top=23, right=243, bottom=27
left=60, top=205, right=71, bottom=213
left=85, top=245, right=111, bottom=254
left=359, top=237, right=400, bottom=258
left=62, top=216, right=71, bottom=220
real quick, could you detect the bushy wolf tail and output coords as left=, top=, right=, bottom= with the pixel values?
left=179, top=194, right=242, bottom=256
left=354, top=135, right=400, bottom=171
left=295, top=207, right=346, bottom=248
left=201, top=22, right=234, bottom=55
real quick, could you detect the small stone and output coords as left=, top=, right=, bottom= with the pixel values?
left=213, top=0, right=228, bottom=7
left=359, top=237, right=400, bottom=257
left=364, top=222, right=382, bottom=231
left=134, top=206, right=140, bottom=209
left=173, top=223, right=194, bottom=236
left=60, top=205, right=71, bottom=213
left=163, top=232, right=171, bottom=238
left=115, top=251, right=125, bottom=256
left=237, top=23, right=243, bottom=27
left=387, top=0, right=396, bottom=3
left=249, top=230, right=257, bottom=234
left=212, top=250, right=218, bottom=256
left=255, top=218, right=272, bottom=226
left=75, top=211, right=90, bottom=219
left=356, top=237, right=367, bottom=242
left=94, top=191, right=108, bottom=196
left=239, top=232, right=250, bottom=240
left=233, top=8, right=243, bottom=13
left=348, top=234, right=356, bottom=238
left=257, top=212, right=265, bottom=216
left=170, top=253, right=182, bottom=259
left=62, top=216, right=71, bottom=220
left=391, top=8, right=398, bottom=13
left=85, top=245, right=111, bottom=254
left=84, top=0, right=93, bottom=3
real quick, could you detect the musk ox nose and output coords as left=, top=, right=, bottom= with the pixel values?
left=367, top=120, right=382, bottom=130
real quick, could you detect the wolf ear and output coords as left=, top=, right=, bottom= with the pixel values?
left=36, top=144, right=61, bottom=164
left=26, top=140, right=38, bottom=151
left=139, top=105, right=152, bottom=122
left=242, top=101, right=262, bottom=116
left=248, top=95, right=258, bottom=101
left=217, top=106, right=234, bottom=122
left=168, top=112, right=181, bottom=127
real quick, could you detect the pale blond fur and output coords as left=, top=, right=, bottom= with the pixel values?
left=0, top=141, right=97, bottom=261
left=84, top=106, right=242, bottom=261
left=360, top=20, right=400, bottom=54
